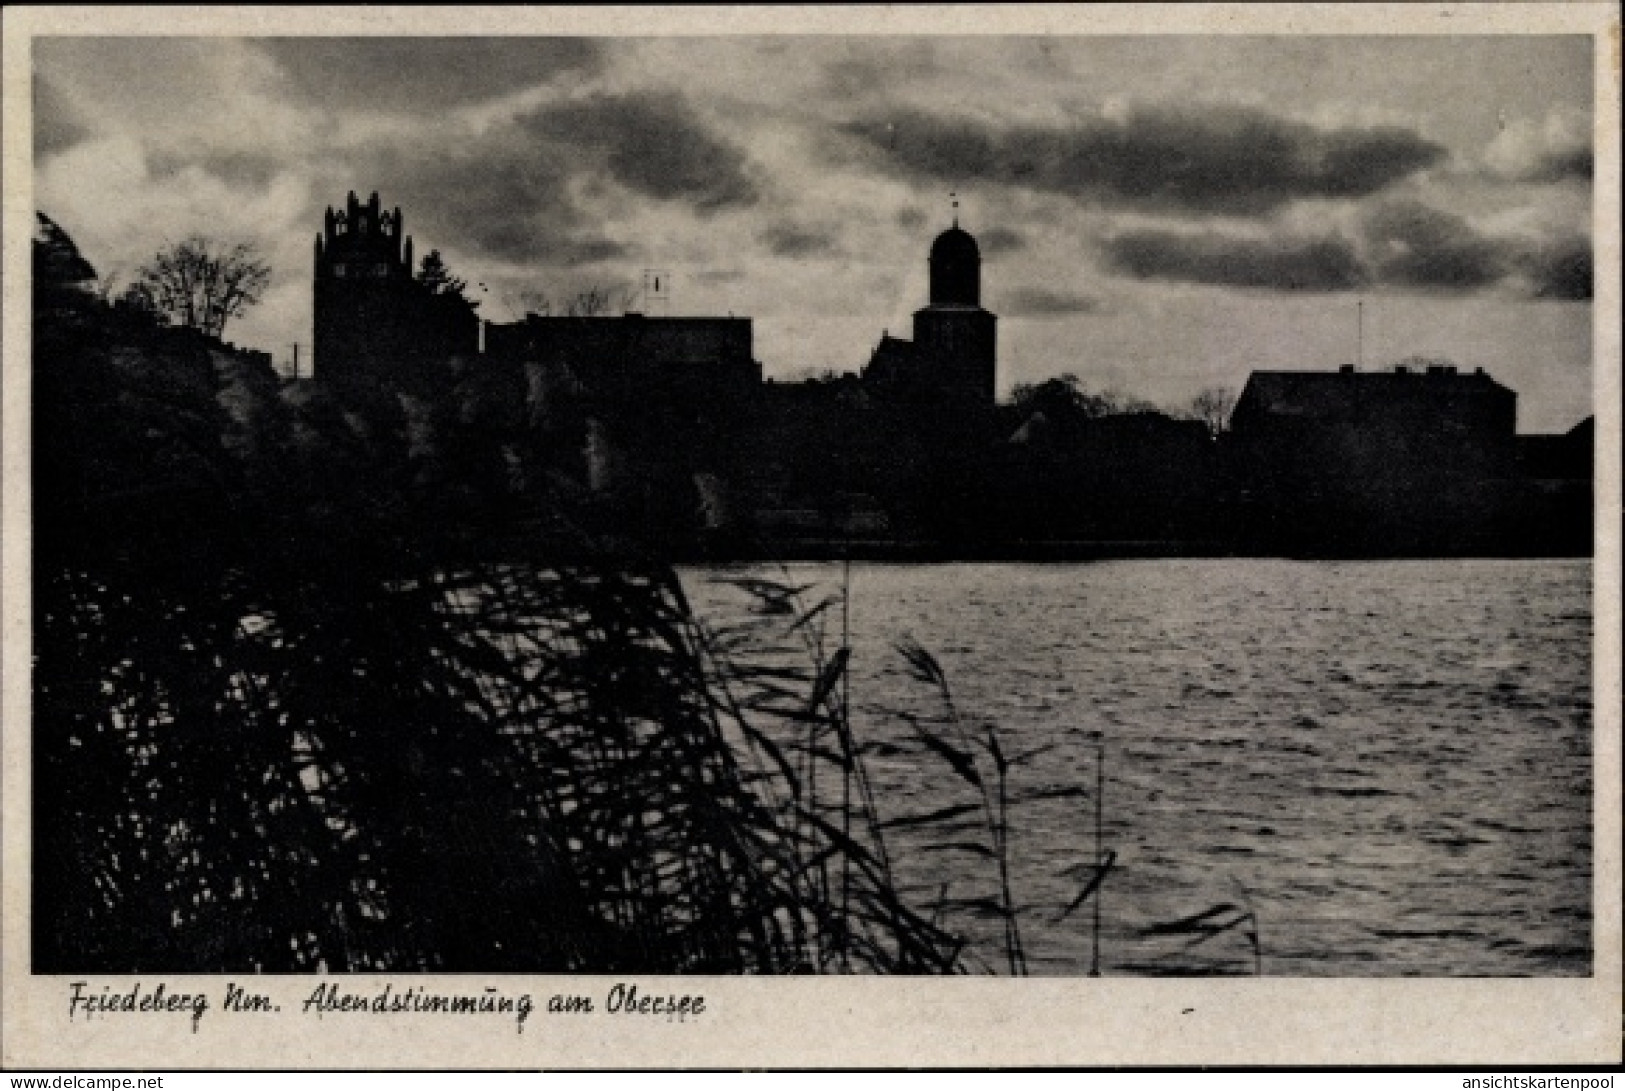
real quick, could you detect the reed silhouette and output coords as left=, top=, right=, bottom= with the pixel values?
left=32, top=224, right=966, bottom=973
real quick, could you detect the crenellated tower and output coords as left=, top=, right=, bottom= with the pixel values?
left=314, top=190, right=413, bottom=285
left=312, top=190, right=475, bottom=386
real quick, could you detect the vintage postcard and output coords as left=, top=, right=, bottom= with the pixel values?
left=3, top=4, right=1619, bottom=1069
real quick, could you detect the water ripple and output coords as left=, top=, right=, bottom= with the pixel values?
left=684, top=559, right=1592, bottom=977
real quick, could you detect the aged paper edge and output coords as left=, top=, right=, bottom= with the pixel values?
left=2, top=3, right=1619, bottom=1069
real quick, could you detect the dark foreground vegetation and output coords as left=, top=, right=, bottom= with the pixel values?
left=37, top=217, right=1116, bottom=974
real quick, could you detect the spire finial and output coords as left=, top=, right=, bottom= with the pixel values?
left=950, top=191, right=959, bottom=228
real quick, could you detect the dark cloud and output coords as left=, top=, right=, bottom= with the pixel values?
left=547, top=238, right=630, bottom=266
left=820, top=46, right=939, bottom=101
left=1529, top=145, right=1592, bottom=183
left=1100, top=201, right=1591, bottom=301
left=840, top=103, right=1445, bottom=215
left=1001, top=286, right=1102, bottom=316
left=333, top=89, right=757, bottom=267
left=822, top=58, right=897, bottom=101
left=1360, top=200, right=1509, bottom=291
left=353, top=144, right=624, bottom=268
left=1504, top=144, right=1593, bottom=184
left=759, top=223, right=839, bottom=257
left=1485, top=122, right=1593, bottom=185
left=256, top=38, right=603, bottom=110
left=1102, top=230, right=1368, bottom=291
left=521, top=92, right=758, bottom=213
left=895, top=207, right=928, bottom=231
left=1519, top=237, right=1591, bottom=301
left=149, top=148, right=283, bottom=190
left=34, top=78, right=91, bottom=160
left=978, top=226, right=1025, bottom=256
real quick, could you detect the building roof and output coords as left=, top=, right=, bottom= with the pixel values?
left=862, top=334, right=919, bottom=384
left=515, top=313, right=750, bottom=329
left=930, top=225, right=980, bottom=264
left=1237, top=367, right=1513, bottom=421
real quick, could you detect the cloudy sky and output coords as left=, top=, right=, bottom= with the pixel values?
left=34, top=33, right=1594, bottom=430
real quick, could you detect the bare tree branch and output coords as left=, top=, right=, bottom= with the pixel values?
left=137, top=237, right=271, bottom=340
left=1188, top=386, right=1237, bottom=438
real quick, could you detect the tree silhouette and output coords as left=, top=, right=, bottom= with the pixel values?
left=416, top=249, right=469, bottom=300
left=564, top=285, right=640, bottom=317
left=34, top=213, right=98, bottom=289
left=1011, top=373, right=1160, bottom=425
left=1189, top=386, right=1237, bottom=438
left=136, top=237, right=270, bottom=340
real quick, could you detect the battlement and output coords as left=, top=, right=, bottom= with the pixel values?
left=311, top=190, right=478, bottom=382
left=314, top=190, right=412, bottom=279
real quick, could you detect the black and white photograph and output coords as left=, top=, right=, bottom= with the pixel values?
left=4, top=3, right=1618, bottom=1070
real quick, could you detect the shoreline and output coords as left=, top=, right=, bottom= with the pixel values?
left=669, top=539, right=1595, bottom=565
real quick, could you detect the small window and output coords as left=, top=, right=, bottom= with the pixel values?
left=375, top=263, right=389, bottom=278
left=332, top=263, right=346, bottom=277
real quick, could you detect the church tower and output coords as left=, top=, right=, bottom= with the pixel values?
left=312, top=191, right=475, bottom=386
left=912, top=212, right=997, bottom=404
left=314, top=190, right=412, bottom=285
left=313, top=191, right=414, bottom=384
left=929, top=222, right=981, bottom=307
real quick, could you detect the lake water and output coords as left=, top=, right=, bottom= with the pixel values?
left=681, top=559, right=1593, bottom=977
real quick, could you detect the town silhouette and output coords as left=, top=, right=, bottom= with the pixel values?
left=290, top=190, right=1591, bottom=561
left=26, top=26, right=1598, bottom=998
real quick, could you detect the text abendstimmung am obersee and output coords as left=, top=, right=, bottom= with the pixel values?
left=66, top=980, right=705, bottom=1034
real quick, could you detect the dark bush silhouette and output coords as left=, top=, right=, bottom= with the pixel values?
left=32, top=217, right=963, bottom=974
